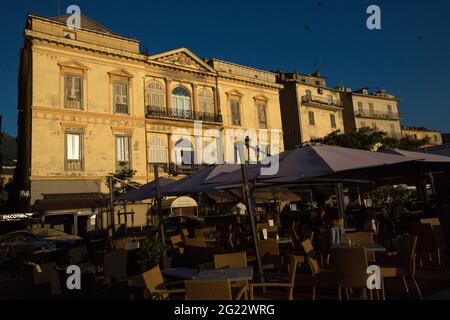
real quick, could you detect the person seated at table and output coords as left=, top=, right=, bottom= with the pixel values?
left=328, top=210, right=344, bottom=246
left=309, top=207, right=326, bottom=247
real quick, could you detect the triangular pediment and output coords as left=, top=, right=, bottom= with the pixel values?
left=149, top=48, right=216, bottom=73
left=108, top=68, right=134, bottom=78
left=58, top=59, right=89, bottom=70
left=51, top=14, right=116, bottom=35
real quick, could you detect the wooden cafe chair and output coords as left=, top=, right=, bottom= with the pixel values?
left=332, top=247, right=372, bottom=300
left=380, top=234, right=422, bottom=300
left=249, top=255, right=300, bottom=300
left=185, top=279, right=247, bottom=300
left=128, top=265, right=185, bottom=300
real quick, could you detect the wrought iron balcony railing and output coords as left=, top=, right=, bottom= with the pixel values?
left=355, top=110, right=401, bottom=120
left=66, top=160, right=82, bottom=171
left=301, top=95, right=343, bottom=108
left=115, top=104, right=129, bottom=114
left=149, top=162, right=208, bottom=175
left=145, top=106, right=222, bottom=123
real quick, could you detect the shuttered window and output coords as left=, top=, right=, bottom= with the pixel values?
left=199, top=90, right=214, bottom=114
left=64, top=74, right=82, bottom=109
left=145, top=81, right=165, bottom=108
left=113, top=81, right=129, bottom=114
left=116, top=136, right=131, bottom=170
left=330, top=114, right=336, bottom=128
left=357, top=102, right=363, bottom=113
left=66, top=132, right=83, bottom=171
left=308, top=111, right=315, bottom=126
left=67, top=133, right=81, bottom=160
left=148, top=136, right=167, bottom=163
left=230, top=100, right=241, bottom=126
left=172, top=87, right=192, bottom=118
left=257, top=104, right=268, bottom=129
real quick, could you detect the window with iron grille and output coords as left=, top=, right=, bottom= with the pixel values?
left=308, top=111, right=315, bottom=126
left=172, top=86, right=192, bottom=118
left=66, top=132, right=83, bottom=171
left=230, top=100, right=241, bottom=126
left=116, top=136, right=131, bottom=170
left=257, top=104, right=268, bottom=129
left=113, top=81, right=129, bottom=114
left=64, top=74, right=82, bottom=109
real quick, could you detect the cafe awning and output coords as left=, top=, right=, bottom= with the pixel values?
left=161, top=196, right=198, bottom=210
left=115, top=177, right=176, bottom=202
left=34, top=196, right=107, bottom=213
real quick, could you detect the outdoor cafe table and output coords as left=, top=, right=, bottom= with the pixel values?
left=331, top=243, right=387, bottom=252
left=162, top=267, right=254, bottom=282
left=195, top=267, right=254, bottom=282
left=162, top=267, right=198, bottom=280
left=277, top=237, right=292, bottom=245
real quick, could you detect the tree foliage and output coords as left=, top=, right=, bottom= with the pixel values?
left=312, top=127, right=429, bottom=151
left=104, top=168, right=141, bottom=198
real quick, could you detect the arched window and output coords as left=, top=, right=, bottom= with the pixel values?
left=145, top=81, right=165, bottom=116
left=172, top=87, right=192, bottom=119
left=199, top=90, right=214, bottom=114
left=175, top=139, right=194, bottom=165
left=148, top=136, right=167, bottom=163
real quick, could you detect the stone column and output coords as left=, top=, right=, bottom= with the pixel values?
left=165, top=78, right=172, bottom=114
left=191, top=83, right=198, bottom=118
left=211, top=86, right=221, bottom=122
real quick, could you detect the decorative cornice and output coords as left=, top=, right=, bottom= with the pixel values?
left=26, top=30, right=217, bottom=77
left=57, top=59, right=89, bottom=70
left=217, top=72, right=283, bottom=90
left=32, top=105, right=146, bottom=124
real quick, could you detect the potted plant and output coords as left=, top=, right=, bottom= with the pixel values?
left=139, top=236, right=167, bottom=269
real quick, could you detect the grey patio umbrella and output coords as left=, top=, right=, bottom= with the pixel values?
left=161, top=164, right=242, bottom=196
left=205, top=144, right=413, bottom=185
left=115, top=177, right=176, bottom=201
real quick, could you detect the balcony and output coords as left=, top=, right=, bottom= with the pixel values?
left=301, top=95, right=343, bottom=110
left=115, top=104, right=129, bottom=114
left=145, top=106, right=222, bottom=123
left=66, top=160, right=82, bottom=171
left=149, top=162, right=208, bottom=175
left=355, top=110, right=401, bottom=120
left=65, top=97, right=82, bottom=109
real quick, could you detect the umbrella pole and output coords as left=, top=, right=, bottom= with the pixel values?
left=154, top=164, right=166, bottom=258
left=108, top=175, right=116, bottom=243
left=429, top=171, right=437, bottom=202
left=335, top=183, right=346, bottom=224
left=357, top=187, right=362, bottom=206
left=241, top=162, right=265, bottom=284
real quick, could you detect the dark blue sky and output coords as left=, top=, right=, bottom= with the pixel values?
left=1, top=0, right=449, bottom=136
